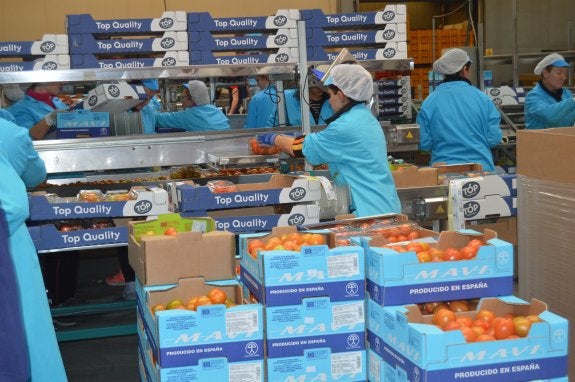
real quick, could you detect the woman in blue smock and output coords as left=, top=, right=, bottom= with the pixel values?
left=155, top=80, right=230, bottom=131
left=8, top=82, right=68, bottom=140
left=525, top=53, right=575, bottom=129
left=0, top=118, right=68, bottom=381
left=245, top=75, right=278, bottom=128
left=257, top=64, right=400, bottom=217
left=131, top=79, right=162, bottom=134
left=417, top=48, right=502, bottom=172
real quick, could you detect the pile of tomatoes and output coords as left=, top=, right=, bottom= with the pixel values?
left=249, top=138, right=281, bottom=155
left=418, top=299, right=479, bottom=315
left=150, top=288, right=234, bottom=314
left=247, top=232, right=327, bottom=259
left=207, top=180, right=240, bottom=193
left=328, top=221, right=421, bottom=247
left=432, top=306, right=542, bottom=342
left=384, top=238, right=485, bottom=263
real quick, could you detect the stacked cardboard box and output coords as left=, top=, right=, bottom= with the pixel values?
left=302, top=5, right=408, bottom=62
left=187, top=10, right=300, bottom=65
left=67, top=11, right=189, bottom=69
left=485, top=85, right=526, bottom=106
left=0, top=34, right=70, bottom=71
left=377, top=76, right=412, bottom=120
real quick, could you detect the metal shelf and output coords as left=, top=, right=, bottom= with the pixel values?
left=484, top=50, right=575, bottom=66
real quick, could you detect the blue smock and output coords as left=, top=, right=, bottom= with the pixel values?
left=267, top=89, right=334, bottom=127
left=303, top=103, right=401, bottom=217
left=524, top=82, right=575, bottom=129
left=8, top=95, right=68, bottom=139
left=141, top=96, right=162, bottom=134
left=0, top=118, right=68, bottom=381
left=245, top=85, right=278, bottom=128
left=0, top=108, right=15, bottom=122
left=154, top=104, right=230, bottom=131
left=417, top=80, right=502, bottom=172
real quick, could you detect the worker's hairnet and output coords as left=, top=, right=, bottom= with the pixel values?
left=433, top=48, right=471, bottom=75
left=184, top=80, right=210, bottom=106
left=324, top=64, right=373, bottom=101
left=534, top=53, right=570, bottom=75
left=2, top=84, right=25, bottom=102
left=142, top=79, right=159, bottom=91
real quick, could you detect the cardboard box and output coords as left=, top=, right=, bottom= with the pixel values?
left=28, top=187, right=169, bottom=221
left=392, top=165, right=439, bottom=188
left=187, top=10, right=300, bottom=32
left=306, top=24, right=407, bottom=47
left=466, top=216, right=517, bottom=246
left=306, top=44, right=408, bottom=61
left=188, top=29, right=298, bottom=50
left=267, top=349, right=367, bottom=382
left=189, top=47, right=298, bottom=65
left=455, top=174, right=517, bottom=199
left=82, top=81, right=148, bottom=112
left=183, top=204, right=320, bottom=233
left=128, top=216, right=235, bottom=286
left=239, top=226, right=365, bottom=306
left=67, top=11, right=187, bottom=35
left=70, top=51, right=189, bottom=69
left=68, top=32, right=188, bottom=54
left=0, top=55, right=70, bottom=72
left=301, top=6, right=407, bottom=27
left=0, top=34, right=68, bottom=56
left=265, top=296, right=365, bottom=358
left=461, top=195, right=517, bottom=220
left=367, top=296, right=569, bottom=382
left=365, top=229, right=514, bottom=306
left=136, top=278, right=264, bottom=369
left=29, top=224, right=127, bottom=251
left=175, top=174, right=323, bottom=212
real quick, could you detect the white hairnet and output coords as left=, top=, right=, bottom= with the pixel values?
left=433, top=48, right=471, bottom=75
left=3, top=84, right=25, bottom=102
left=325, top=64, right=373, bottom=101
left=534, top=53, right=570, bottom=75
left=185, top=80, right=210, bottom=106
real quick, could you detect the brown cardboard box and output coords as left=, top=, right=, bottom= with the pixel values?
left=465, top=217, right=517, bottom=246
left=128, top=229, right=236, bottom=286
left=392, top=165, right=439, bottom=188
left=517, top=127, right=575, bottom=377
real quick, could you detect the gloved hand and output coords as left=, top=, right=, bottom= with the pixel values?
left=44, top=110, right=58, bottom=127
left=256, top=133, right=278, bottom=146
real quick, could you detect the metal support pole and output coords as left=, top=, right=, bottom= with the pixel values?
left=512, top=0, right=519, bottom=88
left=275, top=80, right=286, bottom=127
left=297, top=20, right=312, bottom=171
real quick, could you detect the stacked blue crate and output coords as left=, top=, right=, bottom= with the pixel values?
left=66, top=11, right=189, bottom=69
left=301, top=5, right=408, bottom=62
left=0, top=34, right=70, bottom=71
left=187, top=10, right=300, bottom=65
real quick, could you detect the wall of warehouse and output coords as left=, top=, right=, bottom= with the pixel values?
left=0, top=0, right=338, bottom=40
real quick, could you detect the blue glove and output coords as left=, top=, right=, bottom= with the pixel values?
left=256, top=133, right=278, bottom=146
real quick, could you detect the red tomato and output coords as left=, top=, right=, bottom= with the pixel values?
left=475, top=309, right=496, bottom=324
left=493, top=317, right=515, bottom=339
left=460, top=326, right=478, bottom=343
left=432, top=308, right=456, bottom=327
left=468, top=239, right=485, bottom=248
left=460, top=245, right=478, bottom=260
left=442, top=247, right=461, bottom=261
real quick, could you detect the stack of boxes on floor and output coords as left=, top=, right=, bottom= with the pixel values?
left=0, top=34, right=70, bottom=71
left=67, top=11, right=189, bottom=69
left=302, top=5, right=408, bottom=62
left=187, top=10, right=300, bottom=65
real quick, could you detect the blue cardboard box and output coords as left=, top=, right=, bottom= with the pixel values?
left=67, top=11, right=187, bottom=35
left=187, top=10, right=300, bottom=32
left=189, top=47, right=298, bottom=65
left=188, top=29, right=297, bottom=51
left=28, top=187, right=169, bottom=221
left=56, top=110, right=110, bottom=138
left=239, top=226, right=365, bottom=306
left=267, top=348, right=367, bottom=382
left=136, top=278, right=264, bottom=369
left=365, top=229, right=514, bottom=306
left=307, top=44, right=407, bottom=61
left=29, top=224, right=126, bottom=251
left=70, top=51, right=189, bottom=69
left=265, top=296, right=365, bottom=358
left=0, top=55, right=70, bottom=72
left=306, top=25, right=407, bottom=47
left=175, top=174, right=323, bottom=212
left=69, top=32, right=188, bottom=54
left=367, top=296, right=569, bottom=382
left=301, top=6, right=407, bottom=27
left=0, top=34, right=68, bottom=56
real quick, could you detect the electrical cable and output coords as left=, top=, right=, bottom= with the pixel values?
left=468, top=0, right=478, bottom=46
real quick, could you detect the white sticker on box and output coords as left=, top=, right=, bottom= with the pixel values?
left=226, top=310, right=259, bottom=337
left=191, top=220, right=209, bottom=232
left=229, top=362, right=262, bottom=382
left=332, top=351, right=362, bottom=378
left=327, top=253, right=360, bottom=278
left=368, top=351, right=381, bottom=382
left=332, top=301, right=364, bottom=328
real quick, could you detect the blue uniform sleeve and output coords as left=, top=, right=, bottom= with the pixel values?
left=245, top=97, right=260, bottom=128
left=485, top=100, right=502, bottom=147
left=525, top=87, right=575, bottom=128
left=0, top=109, right=15, bottom=122
left=302, top=121, right=346, bottom=165
left=416, top=104, right=432, bottom=152
left=154, top=110, right=189, bottom=129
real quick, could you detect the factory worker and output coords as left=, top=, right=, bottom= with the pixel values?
left=245, top=75, right=278, bottom=128
left=8, top=82, right=68, bottom=140
left=268, top=68, right=334, bottom=127
left=132, top=79, right=162, bottom=134
left=525, top=53, right=575, bottom=129
left=0, top=119, right=68, bottom=381
left=1, top=84, right=26, bottom=121
left=258, top=64, right=400, bottom=217
left=417, top=48, right=502, bottom=172
left=154, top=80, right=230, bottom=131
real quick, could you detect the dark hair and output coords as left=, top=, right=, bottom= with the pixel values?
left=327, top=84, right=341, bottom=93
